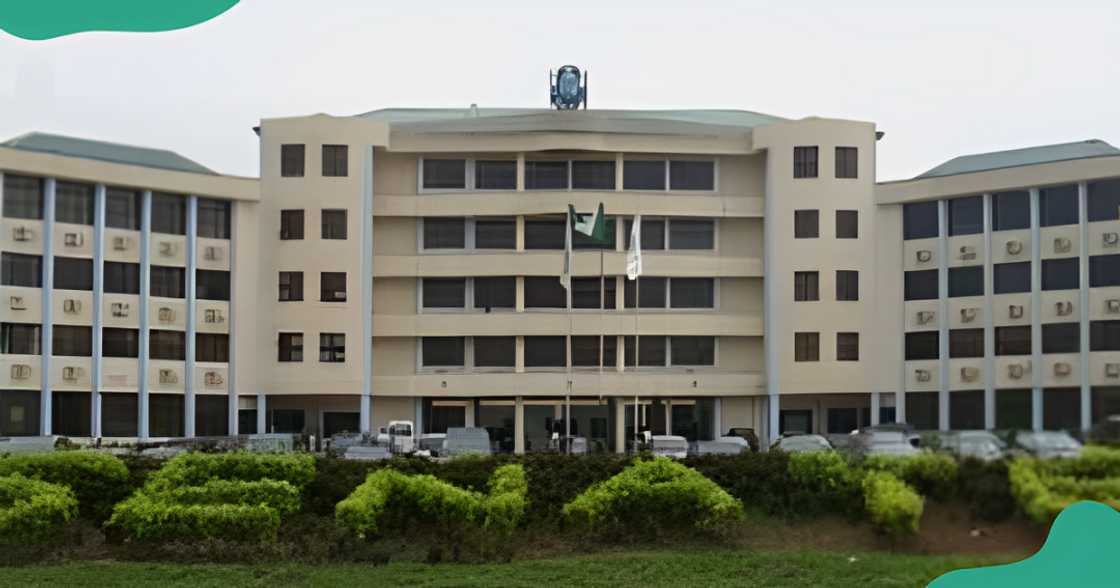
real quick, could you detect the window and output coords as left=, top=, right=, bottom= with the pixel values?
left=278, top=271, right=303, bottom=301
left=319, top=333, right=345, bottom=362
left=423, top=278, right=466, bottom=309
left=321, top=209, right=347, bottom=239
left=835, top=147, right=858, bottom=178
left=669, top=161, right=715, bottom=190
left=949, top=329, right=984, bottom=358
left=794, top=272, right=819, bottom=301
left=905, top=331, right=939, bottom=360
left=474, top=218, right=515, bottom=249
left=149, top=330, right=185, bottom=360
left=571, top=336, right=617, bottom=367
left=572, top=277, right=615, bottom=310
left=280, top=210, right=304, bottom=240
left=1040, top=184, right=1079, bottom=226
left=794, top=210, right=819, bottom=239
left=55, top=182, right=93, bottom=225
left=150, top=266, right=185, bottom=298
left=196, top=333, right=229, bottom=362
left=196, top=395, right=228, bottom=437
left=278, top=333, right=303, bottom=362
left=903, top=201, right=939, bottom=240
left=948, top=266, right=983, bottom=297
left=2, top=175, right=42, bottom=219
left=106, top=188, right=140, bottom=230
left=320, top=272, right=347, bottom=302
left=995, top=326, right=1031, bottom=355
left=836, top=210, right=858, bottom=239
left=474, top=336, right=515, bottom=367
left=793, top=146, right=818, bottom=178
left=196, top=199, right=230, bottom=239
left=948, top=196, right=983, bottom=236
left=102, top=393, right=138, bottom=437
left=1089, top=179, right=1120, bottom=222
left=1, top=323, right=40, bottom=354
left=524, top=336, right=566, bottom=368
left=149, top=394, right=184, bottom=437
left=422, top=218, right=465, bottom=249
left=624, top=277, right=667, bottom=308
left=52, top=392, right=90, bottom=437
left=837, top=332, right=860, bottom=361
left=475, top=160, right=516, bottom=190
left=1042, top=323, right=1080, bottom=353
left=1043, top=388, right=1081, bottom=432
left=422, top=159, right=466, bottom=189
left=794, top=332, right=820, bottom=362
left=992, top=190, right=1030, bottom=231
left=524, top=218, right=566, bottom=249
left=102, top=328, right=139, bottom=358
left=670, top=278, right=714, bottom=309
left=623, top=336, right=667, bottom=367
left=904, top=270, right=938, bottom=300
left=525, top=161, right=568, bottom=190
left=950, top=390, right=985, bottom=431
left=624, top=160, right=665, bottom=190
left=1042, top=258, right=1079, bottom=290
left=624, top=217, right=666, bottom=250
left=994, top=262, right=1031, bottom=294
left=524, top=277, right=566, bottom=309
left=1090, top=255, right=1120, bottom=287
left=322, top=145, right=348, bottom=177
left=103, top=262, right=140, bottom=294
left=474, top=277, right=515, bottom=309
left=836, top=270, right=859, bottom=301
left=1, top=253, right=41, bottom=287
left=571, top=161, right=615, bottom=190
left=151, top=193, right=186, bottom=234
left=281, top=144, right=305, bottom=177
left=54, top=257, right=93, bottom=290
left=1091, top=321, right=1120, bottom=351
left=907, top=393, right=940, bottom=431
left=196, top=270, right=230, bottom=301
left=668, top=219, right=714, bottom=249
left=670, top=336, right=715, bottom=366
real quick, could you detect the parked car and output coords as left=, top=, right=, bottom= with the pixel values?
left=650, top=435, right=690, bottom=458
left=691, top=438, right=750, bottom=456
left=443, top=427, right=492, bottom=457
left=848, top=430, right=920, bottom=456
left=1011, top=430, right=1082, bottom=459
left=770, top=433, right=833, bottom=453
left=724, top=427, right=761, bottom=452
left=858, top=423, right=921, bottom=448
left=935, top=430, right=1006, bottom=461
left=1089, top=415, right=1120, bottom=445
left=417, top=433, right=446, bottom=456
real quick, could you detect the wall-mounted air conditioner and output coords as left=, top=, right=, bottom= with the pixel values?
left=63, top=299, right=81, bottom=314
left=1054, top=362, right=1072, bottom=376
left=62, top=366, right=84, bottom=381
left=1107, top=299, right=1120, bottom=314
left=159, top=242, right=178, bottom=256
left=12, top=226, right=34, bottom=241
left=1106, top=363, right=1120, bottom=379
left=158, top=307, right=175, bottom=322
left=112, top=236, right=132, bottom=251
left=1008, top=363, right=1027, bottom=380
left=960, top=308, right=977, bottom=323
left=917, top=310, right=935, bottom=325
left=1006, top=240, right=1023, bottom=255
left=959, top=245, right=977, bottom=261
left=916, top=250, right=932, bottom=263
left=1056, top=301, right=1074, bottom=316
left=204, top=246, right=222, bottom=261
left=10, top=364, right=31, bottom=380
left=960, top=367, right=980, bottom=382
left=204, top=309, right=224, bottom=323
left=158, top=369, right=178, bottom=384
left=204, top=371, right=224, bottom=387
left=9, top=296, right=25, bottom=310
left=1009, top=305, right=1025, bottom=319
left=111, top=302, right=130, bottom=317
left=63, top=232, right=84, bottom=247
left=1054, top=237, right=1072, bottom=254
left=1104, top=232, right=1119, bottom=247
left=915, top=369, right=931, bottom=383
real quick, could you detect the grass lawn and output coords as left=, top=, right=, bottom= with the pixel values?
left=2, top=550, right=1006, bottom=588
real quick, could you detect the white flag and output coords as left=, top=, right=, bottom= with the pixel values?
left=560, top=208, right=573, bottom=289
left=626, top=215, right=642, bottom=280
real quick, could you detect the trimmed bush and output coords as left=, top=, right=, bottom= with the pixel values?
left=481, top=464, right=529, bottom=533
left=0, top=450, right=129, bottom=521
left=150, top=451, right=316, bottom=489
left=956, top=458, right=1015, bottom=522
left=787, top=451, right=862, bottom=515
left=862, top=452, right=958, bottom=501
left=562, top=458, right=743, bottom=532
left=0, top=474, right=79, bottom=544
left=1008, top=456, right=1120, bottom=524
left=862, top=471, right=923, bottom=535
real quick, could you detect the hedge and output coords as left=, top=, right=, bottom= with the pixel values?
left=862, top=471, right=923, bottom=535
left=0, top=474, right=79, bottom=544
left=861, top=452, right=958, bottom=501
left=1008, top=456, right=1120, bottom=524
left=0, top=451, right=129, bottom=521
left=786, top=451, right=863, bottom=515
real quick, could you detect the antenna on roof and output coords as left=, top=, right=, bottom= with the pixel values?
left=469, top=103, right=479, bottom=117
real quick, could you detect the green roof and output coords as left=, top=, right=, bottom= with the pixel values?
left=1, top=132, right=216, bottom=175
left=357, top=108, right=785, bottom=132
left=917, top=139, right=1120, bottom=179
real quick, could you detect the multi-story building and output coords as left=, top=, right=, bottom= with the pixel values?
left=3, top=104, right=1119, bottom=450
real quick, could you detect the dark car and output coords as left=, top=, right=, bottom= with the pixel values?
left=725, top=427, right=761, bottom=452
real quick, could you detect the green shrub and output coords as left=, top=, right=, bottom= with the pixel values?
left=108, top=493, right=281, bottom=542
left=0, top=450, right=129, bottom=521
left=862, top=471, right=923, bottom=535
left=1008, top=459, right=1072, bottom=524
left=1008, top=457, right=1120, bottom=524
left=481, top=464, right=529, bottom=533
left=787, top=451, right=862, bottom=514
left=685, top=452, right=794, bottom=517
left=0, top=474, right=79, bottom=544
left=862, top=452, right=958, bottom=500
left=151, top=452, right=316, bottom=489
left=956, top=458, right=1015, bottom=521
left=562, top=457, right=743, bottom=532
left=1045, top=446, right=1120, bottom=479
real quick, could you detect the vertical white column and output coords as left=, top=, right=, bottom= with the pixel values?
left=91, top=184, right=106, bottom=438
left=713, top=397, right=722, bottom=439
left=256, top=391, right=267, bottom=434
left=937, top=200, right=949, bottom=431
left=184, top=195, right=198, bottom=437
left=41, top=178, right=56, bottom=435
left=227, top=202, right=238, bottom=435
left=1030, top=188, right=1043, bottom=432
left=983, top=194, right=996, bottom=429
left=1078, top=182, right=1091, bottom=432
left=360, top=145, right=374, bottom=433
left=870, top=392, right=880, bottom=426
left=762, top=165, right=780, bottom=444
left=138, top=190, right=152, bottom=439
left=514, top=396, right=525, bottom=454
left=614, top=398, right=625, bottom=453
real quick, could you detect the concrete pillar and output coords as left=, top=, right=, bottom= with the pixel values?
left=41, top=178, right=55, bottom=435
left=614, top=398, right=626, bottom=453
left=138, top=190, right=152, bottom=439
left=1030, top=188, right=1043, bottom=432
left=360, top=145, right=375, bottom=434
left=514, top=396, right=525, bottom=454
left=184, top=195, right=198, bottom=437
left=713, top=397, right=722, bottom=438
left=870, top=392, right=880, bottom=426
left=256, top=392, right=267, bottom=434
left=983, top=193, right=996, bottom=430
left=1078, top=181, right=1091, bottom=432
left=937, top=199, right=949, bottom=431
left=91, top=184, right=105, bottom=438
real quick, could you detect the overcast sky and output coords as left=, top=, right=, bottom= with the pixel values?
left=1, top=0, right=1117, bottom=180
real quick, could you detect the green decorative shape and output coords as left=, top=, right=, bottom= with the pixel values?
left=0, top=1, right=239, bottom=40
left=930, top=501, right=1119, bottom=587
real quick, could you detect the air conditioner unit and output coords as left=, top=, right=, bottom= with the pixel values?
left=62, top=299, right=81, bottom=314
left=1056, top=301, right=1074, bottom=316
left=62, top=366, right=84, bottom=381
left=204, top=246, right=222, bottom=261
left=1054, top=237, right=1072, bottom=254
left=1106, top=363, right=1120, bottom=378
left=111, top=236, right=132, bottom=251
left=960, top=307, right=978, bottom=323
left=158, top=307, right=175, bottom=322
left=204, top=371, right=224, bottom=387
left=959, top=245, right=977, bottom=261
left=10, top=364, right=31, bottom=380
left=916, top=310, right=935, bottom=325
left=9, top=296, right=25, bottom=310
left=1104, top=232, right=1120, bottom=247
left=158, top=369, right=178, bottom=384
left=1009, top=305, right=1025, bottom=319
left=159, top=241, right=177, bottom=256
left=111, top=302, right=130, bottom=317
left=1008, top=363, right=1027, bottom=380
left=915, top=369, right=932, bottom=383
left=1054, top=362, right=1072, bottom=377
left=63, top=232, right=84, bottom=247
left=1006, top=239, right=1024, bottom=255
left=12, top=226, right=34, bottom=241
left=916, top=249, right=933, bottom=263
left=960, top=367, right=980, bottom=382
left=204, top=309, right=224, bottom=323
left=1108, top=299, right=1120, bottom=314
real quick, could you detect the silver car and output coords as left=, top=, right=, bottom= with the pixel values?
left=1014, top=431, right=1082, bottom=459
left=771, top=434, right=833, bottom=453
left=849, top=431, right=920, bottom=456
left=938, top=431, right=1006, bottom=461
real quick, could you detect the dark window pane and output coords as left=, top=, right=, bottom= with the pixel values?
left=106, top=188, right=140, bottom=230
left=1, top=323, right=40, bottom=354
left=794, top=332, right=820, bottom=362
left=1091, top=321, right=1120, bottom=351
left=54, top=257, right=93, bottom=291
left=278, top=333, right=303, bottom=362
left=572, top=277, right=604, bottom=310
left=196, top=270, right=230, bottom=301
left=994, top=262, right=1031, bottom=294
left=423, top=159, right=465, bottom=189
left=572, top=336, right=610, bottom=367
left=625, top=218, right=666, bottom=250
left=1089, top=179, right=1120, bottom=222
left=948, top=196, right=983, bottom=236
left=2, top=175, right=43, bottom=219
left=524, top=218, right=566, bottom=249
left=837, top=332, right=859, bottom=361
left=149, top=329, right=185, bottom=360
left=280, top=210, right=304, bottom=240
left=103, top=328, right=139, bottom=358
left=1043, top=388, right=1080, bottom=431
left=670, top=278, right=714, bottom=309
left=903, top=201, right=939, bottom=240
left=473, top=277, right=515, bottom=309
left=905, top=331, right=939, bottom=360
left=670, top=161, right=715, bottom=190
left=1042, top=323, right=1080, bottom=353
left=794, top=210, right=819, bottom=239
left=669, top=219, right=714, bottom=249
left=1042, top=258, right=1079, bottom=290
left=52, top=392, right=90, bottom=437
left=571, top=161, right=616, bottom=190
left=624, top=277, right=667, bottom=308
left=997, top=389, right=1032, bottom=430
left=905, top=269, right=939, bottom=301
left=196, top=333, right=229, bottom=362
left=949, top=328, right=984, bottom=358
left=150, top=266, right=185, bottom=298
left=473, top=336, right=515, bottom=367
left=321, top=209, right=347, bottom=239
left=995, top=326, right=1031, bottom=356
left=474, top=218, right=515, bottom=249
left=836, top=270, right=859, bottom=301
left=992, top=190, right=1030, bottom=231
left=319, top=333, right=345, bottom=362
left=836, top=210, right=858, bottom=239
left=0, top=390, right=39, bottom=436
left=950, top=390, right=984, bottom=430
left=524, top=276, right=566, bottom=308
left=278, top=271, right=303, bottom=301
left=623, top=160, right=665, bottom=190
left=623, top=336, right=667, bottom=367
left=322, top=145, right=348, bottom=177
left=525, top=161, right=568, bottom=190
left=423, top=218, right=465, bottom=249
left=150, top=394, right=184, bottom=438
left=320, top=272, right=347, bottom=302
left=271, top=409, right=305, bottom=433
left=1040, top=184, right=1079, bottom=227
left=1, top=253, right=41, bottom=287
left=281, top=144, right=305, bottom=177
left=1092, top=387, right=1120, bottom=426
left=835, top=147, right=858, bottom=179
left=794, top=271, right=819, bottom=302
left=196, top=396, right=229, bottom=436
left=524, top=336, right=566, bottom=367
left=101, top=393, right=138, bottom=437
left=949, top=266, right=983, bottom=297
left=104, top=262, right=140, bottom=295
left=475, top=160, right=516, bottom=190
left=151, top=193, right=186, bottom=235
left=671, top=336, right=714, bottom=366
left=793, top=147, right=819, bottom=179
left=197, top=199, right=230, bottom=239
left=1090, top=255, right=1120, bottom=287
left=906, top=392, right=939, bottom=431
left=55, top=182, right=94, bottom=225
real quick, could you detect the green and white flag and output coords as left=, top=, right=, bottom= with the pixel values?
left=561, top=203, right=608, bottom=290
left=627, top=214, right=643, bottom=280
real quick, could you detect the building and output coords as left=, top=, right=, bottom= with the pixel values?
left=2, top=103, right=1119, bottom=450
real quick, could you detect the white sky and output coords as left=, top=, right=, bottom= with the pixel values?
left=1, top=0, right=1117, bottom=181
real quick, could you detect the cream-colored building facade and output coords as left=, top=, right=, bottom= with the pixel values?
left=3, top=108, right=1120, bottom=450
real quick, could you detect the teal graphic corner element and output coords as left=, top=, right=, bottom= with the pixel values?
left=0, top=1, right=240, bottom=40
left=929, top=501, right=1119, bottom=588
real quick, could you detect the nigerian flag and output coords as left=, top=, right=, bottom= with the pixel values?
left=561, top=203, right=608, bottom=290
